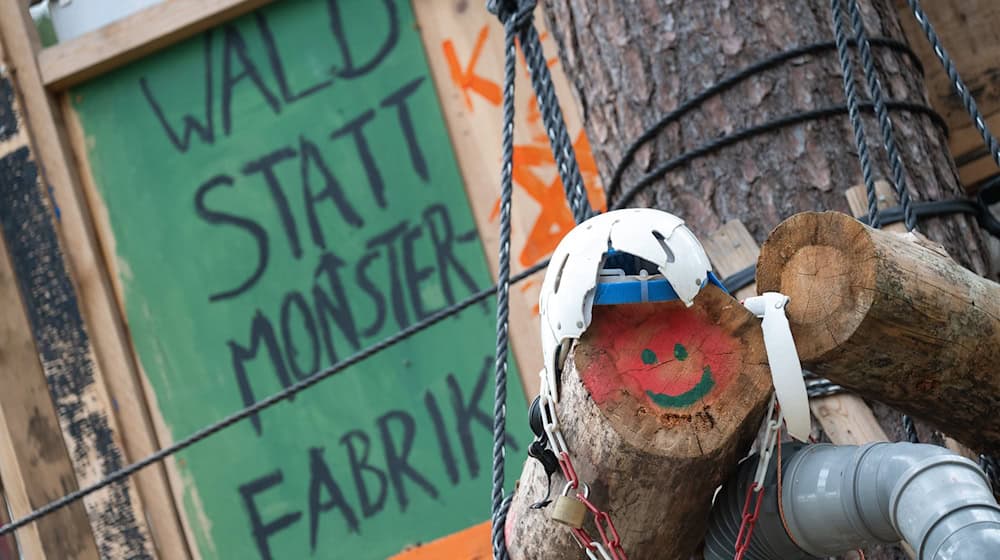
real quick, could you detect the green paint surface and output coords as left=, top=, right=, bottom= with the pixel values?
left=674, top=343, right=688, bottom=361
left=71, top=2, right=527, bottom=559
left=646, top=366, right=716, bottom=409
left=641, top=348, right=657, bottom=365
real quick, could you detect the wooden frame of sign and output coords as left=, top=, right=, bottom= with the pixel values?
left=0, top=0, right=601, bottom=558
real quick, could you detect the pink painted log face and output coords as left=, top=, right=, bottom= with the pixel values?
left=577, top=301, right=741, bottom=410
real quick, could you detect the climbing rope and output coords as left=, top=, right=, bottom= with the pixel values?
left=830, top=0, right=924, bottom=445
left=488, top=1, right=523, bottom=557
left=831, top=0, right=880, bottom=228
left=906, top=0, right=1000, bottom=170
left=846, top=0, right=917, bottom=232
left=486, top=0, right=597, bottom=558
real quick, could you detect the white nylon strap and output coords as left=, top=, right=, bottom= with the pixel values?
left=743, top=292, right=811, bottom=442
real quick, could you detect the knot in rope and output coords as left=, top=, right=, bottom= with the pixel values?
left=487, top=0, right=536, bottom=30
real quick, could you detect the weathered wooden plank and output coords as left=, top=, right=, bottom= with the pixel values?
left=0, top=5, right=169, bottom=557
left=412, top=1, right=606, bottom=397
left=0, top=90, right=99, bottom=557
left=38, top=0, right=274, bottom=90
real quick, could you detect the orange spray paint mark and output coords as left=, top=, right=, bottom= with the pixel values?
left=443, top=26, right=502, bottom=111
left=388, top=521, right=491, bottom=560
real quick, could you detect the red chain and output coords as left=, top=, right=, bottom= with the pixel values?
left=558, top=451, right=579, bottom=489
left=733, top=481, right=765, bottom=560
left=558, top=451, right=627, bottom=559
left=578, top=493, right=627, bottom=560
left=735, top=408, right=785, bottom=560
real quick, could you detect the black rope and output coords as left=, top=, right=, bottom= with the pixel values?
left=0, top=259, right=549, bottom=539
left=612, top=100, right=945, bottom=211
left=606, top=36, right=923, bottom=200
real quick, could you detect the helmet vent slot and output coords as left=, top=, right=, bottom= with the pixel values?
left=651, top=230, right=676, bottom=263
left=552, top=252, right=570, bottom=294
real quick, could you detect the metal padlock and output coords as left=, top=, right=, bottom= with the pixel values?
left=550, top=483, right=589, bottom=529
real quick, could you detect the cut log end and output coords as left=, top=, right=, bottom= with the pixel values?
left=757, top=211, right=1000, bottom=453
left=575, top=285, right=770, bottom=458
left=506, top=284, right=771, bottom=560
left=757, top=211, right=878, bottom=362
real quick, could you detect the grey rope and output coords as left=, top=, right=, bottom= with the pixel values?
left=906, top=0, right=1000, bottom=169
left=846, top=0, right=917, bottom=232
left=905, top=0, right=1000, bottom=481
left=486, top=1, right=594, bottom=557
left=831, top=0, right=880, bottom=228
left=490, top=4, right=522, bottom=558
left=831, top=0, right=924, bottom=441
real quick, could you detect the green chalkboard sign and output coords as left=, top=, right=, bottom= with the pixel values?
left=71, top=1, right=527, bottom=558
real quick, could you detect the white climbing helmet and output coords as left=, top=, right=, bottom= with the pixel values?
left=538, top=208, right=713, bottom=400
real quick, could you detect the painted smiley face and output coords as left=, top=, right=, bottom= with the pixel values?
left=639, top=343, right=715, bottom=409
left=576, top=301, right=740, bottom=411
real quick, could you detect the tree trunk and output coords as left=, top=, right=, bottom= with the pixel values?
left=523, top=1, right=993, bottom=558
left=506, top=288, right=771, bottom=560
left=540, top=0, right=990, bottom=274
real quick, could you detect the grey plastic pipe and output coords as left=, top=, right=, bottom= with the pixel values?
left=704, top=442, right=1000, bottom=559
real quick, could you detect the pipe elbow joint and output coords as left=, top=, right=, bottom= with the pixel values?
left=706, top=442, right=1000, bottom=560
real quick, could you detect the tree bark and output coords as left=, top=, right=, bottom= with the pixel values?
left=506, top=288, right=771, bottom=560
left=540, top=0, right=990, bottom=275
left=524, top=1, right=994, bottom=559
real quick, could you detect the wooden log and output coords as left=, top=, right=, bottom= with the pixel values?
left=756, top=211, right=1000, bottom=453
left=703, top=220, right=891, bottom=448
left=846, top=182, right=977, bottom=460
left=506, top=286, right=771, bottom=560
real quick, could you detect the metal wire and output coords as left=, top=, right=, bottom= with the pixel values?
left=846, top=0, right=917, bottom=232
left=0, top=258, right=550, bottom=539
left=831, top=0, right=880, bottom=228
